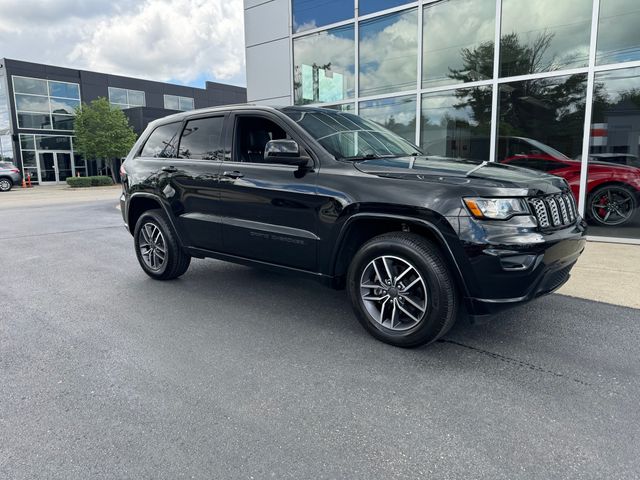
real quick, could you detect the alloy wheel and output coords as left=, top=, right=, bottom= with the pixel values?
left=590, top=187, right=635, bottom=226
left=0, top=179, right=11, bottom=191
left=359, top=255, right=428, bottom=331
left=138, top=222, right=167, bottom=271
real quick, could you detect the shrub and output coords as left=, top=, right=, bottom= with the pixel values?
left=89, top=176, right=114, bottom=186
left=66, top=177, right=91, bottom=188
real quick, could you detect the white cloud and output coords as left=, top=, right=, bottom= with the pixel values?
left=0, top=0, right=246, bottom=87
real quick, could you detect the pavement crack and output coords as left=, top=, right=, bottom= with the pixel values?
left=438, top=339, right=593, bottom=387
left=0, top=225, right=123, bottom=240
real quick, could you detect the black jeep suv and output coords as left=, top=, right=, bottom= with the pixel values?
left=120, top=105, right=586, bottom=347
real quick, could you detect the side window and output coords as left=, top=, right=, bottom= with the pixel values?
left=139, top=122, right=181, bottom=158
left=178, top=116, right=225, bottom=160
left=233, top=116, right=288, bottom=163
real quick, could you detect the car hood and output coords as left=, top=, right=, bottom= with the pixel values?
left=353, top=155, right=570, bottom=195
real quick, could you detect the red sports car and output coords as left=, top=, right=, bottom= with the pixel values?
left=499, top=137, right=640, bottom=227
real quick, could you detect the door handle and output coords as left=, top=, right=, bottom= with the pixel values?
left=223, top=170, right=244, bottom=179
left=162, top=166, right=178, bottom=173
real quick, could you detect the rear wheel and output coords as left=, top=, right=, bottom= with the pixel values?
left=588, top=185, right=637, bottom=226
left=134, top=209, right=191, bottom=280
left=0, top=178, right=13, bottom=192
left=347, top=232, right=458, bottom=348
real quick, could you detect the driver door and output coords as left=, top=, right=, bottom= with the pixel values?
left=216, top=111, right=322, bottom=271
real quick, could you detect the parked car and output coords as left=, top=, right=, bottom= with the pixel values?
left=0, top=162, right=22, bottom=191
left=499, top=137, right=640, bottom=227
left=120, top=106, right=586, bottom=348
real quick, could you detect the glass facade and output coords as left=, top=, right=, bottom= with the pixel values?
left=0, top=67, right=13, bottom=162
left=13, top=76, right=80, bottom=132
left=18, top=134, right=80, bottom=184
left=108, top=87, right=146, bottom=109
left=289, top=0, right=640, bottom=242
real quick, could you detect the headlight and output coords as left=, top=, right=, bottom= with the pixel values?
left=463, top=197, right=529, bottom=220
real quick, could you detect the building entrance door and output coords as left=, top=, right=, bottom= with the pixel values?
left=37, top=151, right=73, bottom=184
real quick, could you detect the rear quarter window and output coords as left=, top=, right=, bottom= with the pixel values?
left=138, top=122, right=182, bottom=158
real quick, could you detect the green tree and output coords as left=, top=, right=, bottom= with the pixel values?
left=74, top=97, right=137, bottom=182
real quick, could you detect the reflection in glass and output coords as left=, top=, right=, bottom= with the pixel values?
left=164, top=95, right=180, bottom=110
left=422, top=0, right=495, bottom=88
left=359, top=95, right=416, bottom=143
left=293, top=25, right=355, bottom=105
left=498, top=73, right=587, bottom=199
left=0, top=135, right=13, bottom=162
left=108, top=87, right=128, bottom=105
left=48, top=82, right=80, bottom=99
left=18, top=112, right=51, bottom=129
left=178, top=116, right=224, bottom=160
left=22, top=151, right=37, bottom=167
left=13, top=76, right=48, bottom=96
left=20, top=134, right=35, bottom=150
left=127, top=90, right=145, bottom=107
left=421, top=87, right=491, bottom=161
left=596, top=0, right=640, bottom=65
left=359, top=8, right=417, bottom=97
left=50, top=98, right=80, bottom=115
left=15, top=94, right=50, bottom=113
left=323, top=103, right=355, bottom=112
left=52, top=115, right=75, bottom=130
left=292, top=0, right=354, bottom=33
left=179, top=97, right=195, bottom=111
left=35, top=136, right=72, bottom=150
left=360, top=0, right=410, bottom=16
left=586, top=67, right=640, bottom=237
left=500, top=0, right=592, bottom=77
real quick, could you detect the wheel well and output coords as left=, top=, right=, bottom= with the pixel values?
left=127, top=197, right=163, bottom=233
left=332, top=218, right=464, bottom=293
left=0, top=176, right=13, bottom=183
left=589, top=181, right=639, bottom=196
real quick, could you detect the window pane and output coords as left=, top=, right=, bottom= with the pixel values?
left=22, top=151, right=37, bottom=168
left=359, top=94, right=417, bottom=144
left=293, top=25, right=355, bottom=105
left=500, top=0, right=592, bottom=77
left=178, top=116, right=224, bottom=160
left=587, top=67, right=640, bottom=238
left=140, top=122, right=181, bottom=158
left=178, top=97, right=195, bottom=111
left=20, top=134, right=35, bottom=150
left=35, top=136, right=71, bottom=150
left=422, top=0, right=495, bottom=88
left=15, top=94, right=50, bottom=113
left=360, top=0, right=411, bottom=16
left=17, top=112, right=51, bottom=129
left=164, top=95, right=180, bottom=110
left=52, top=115, right=75, bottom=130
left=0, top=135, right=14, bottom=161
left=50, top=98, right=80, bottom=115
left=13, top=77, right=48, bottom=96
left=596, top=0, right=640, bottom=65
left=359, top=8, right=417, bottom=97
left=127, top=90, right=145, bottom=106
left=108, top=87, right=128, bottom=105
left=292, top=0, right=354, bottom=33
left=498, top=74, right=587, bottom=199
left=421, top=86, right=492, bottom=161
left=48, top=82, right=80, bottom=99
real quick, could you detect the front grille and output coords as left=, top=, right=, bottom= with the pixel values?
left=528, top=193, right=577, bottom=229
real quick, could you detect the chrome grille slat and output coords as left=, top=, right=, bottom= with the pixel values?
left=528, top=193, right=577, bottom=230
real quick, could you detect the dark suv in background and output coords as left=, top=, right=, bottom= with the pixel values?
left=120, top=106, right=586, bottom=347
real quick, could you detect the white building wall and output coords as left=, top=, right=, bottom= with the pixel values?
left=243, top=0, right=292, bottom=106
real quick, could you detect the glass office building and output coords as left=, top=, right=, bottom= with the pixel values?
left=244, top=0, right=640, bottom=243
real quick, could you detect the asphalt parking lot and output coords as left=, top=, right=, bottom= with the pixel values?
left=1, top=195, right=639, bottom=479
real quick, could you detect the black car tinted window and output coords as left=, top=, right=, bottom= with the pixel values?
left=139, top=122, right=182, bottom=158
left=178, top=116, right=225, bottom=160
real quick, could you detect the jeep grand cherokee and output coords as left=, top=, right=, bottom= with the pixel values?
left=119, top=106, right=586, bottom=347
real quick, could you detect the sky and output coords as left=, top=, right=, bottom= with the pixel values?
left=0, top=0, right=246, bottom=88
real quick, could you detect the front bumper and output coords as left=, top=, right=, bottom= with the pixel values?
left=456, top=215, right=587, bottom=320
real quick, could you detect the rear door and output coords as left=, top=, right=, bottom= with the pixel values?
left=216, top=111, right=322, bottom=271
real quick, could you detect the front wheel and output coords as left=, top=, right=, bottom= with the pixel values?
left=134, top=209, right=191, bottom=280
left=347, top=232, right=458, bottom=348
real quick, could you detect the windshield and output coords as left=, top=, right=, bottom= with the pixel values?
left=282, top=108, right=422, bottom=160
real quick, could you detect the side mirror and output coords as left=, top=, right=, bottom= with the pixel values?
left=264, top=139, right=310, bottom=167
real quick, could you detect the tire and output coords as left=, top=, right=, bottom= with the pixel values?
left=587, top=184, right=637, bottom=227
left=0, top=178, right=13, bottom=192
left=133, top=209, right=191, bottom=280
left=347, top=232, right=458, bottom=348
